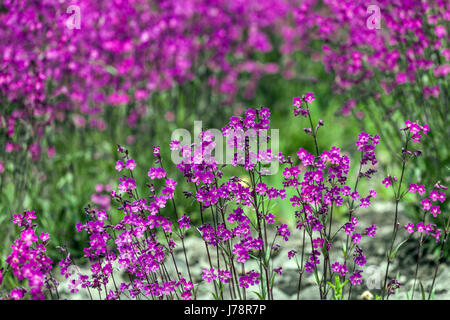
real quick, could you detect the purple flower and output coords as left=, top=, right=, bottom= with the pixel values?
left=239, top=271, right=260, bottom=288
left=344, top=223, right=354, bottom=235
left=125, top=159, right=136, bottom=171
left=10, top=288, right=25, bottom=300
left=255, top=183, right=267, bottom=195
left=365, top=224, right=377, bottom=237
left=288, top=250, right=297, bottom=260
left=430, top=206, right=441, bottom=218
left=353, top=246, right=367, bottom=267
left=115, top=160, right=124, bottom=172
left=148, top=168, right=166, bottom=180
left=177, top=216, right=191, bottom=230
left=265, top=213, right=275, bottom=224
left=359, top=196, right=371, bottom=208
left=202, top=268, right=216, bottom=283
left=417, top=185, right=426, bottom=195
left=416, top=222, right=426, bottom=233
left=421, top=198, right=432, bottom=211
left=39, top=232, right=50, bottom=242
left=273, top=267, right=283, bottom=275
left=404, top=223, right=415, bottom=234
left=218, top=270, right=232, bottom=284
left=312, top=237, right=324, bottom=248
left=293, top=97, right=302, bottom=107
left=352, top=233, right=361, bottom=244
left=21, top=229, right=38, bottom=246
left=153, top=146, right=161, bottom=158
left=382, top=176, right=396, bottom=188
left=331, top=262, right=348, bottom=276
left=277, top=224, right=290, bottom=241
left=304, top=92, right=315, bottom=103
left=349, top=270, right=363, bottom=285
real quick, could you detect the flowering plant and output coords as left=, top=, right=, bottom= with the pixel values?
left=1, top=94, right=445, bottom=301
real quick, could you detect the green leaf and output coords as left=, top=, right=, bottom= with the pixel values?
left=252, top=291, right=265, bottom=300
left=335, top=275, right=341, bottom=286
left=249, top=253, right=260, bottom=261
left=327, top=275, right=348, bottom=300
left=215, top=278, right=223, bottom=293
left=293, top=257, right=301, bottom=270
left=419, top=281, right=426, bottom=300
left=313, top=270, right=321, bottom=287
left=4, top=182, right=15, bottom=205
left=428, top=287, right=435, bottom=300
left=192, top=283, right=200, bottom=297
left=0, top=209, right=8, bottom=225
left=105, top=65, right=118, bottom=76
left=270, top=273, right=276, bottom=288
left=390, top=239, right=408, bottom=260
left=265, top=247, right=271, bottom=265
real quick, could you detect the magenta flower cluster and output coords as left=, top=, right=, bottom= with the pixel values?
left=4, top=211, right=55, bottom=300
left=404, top=183, right=447, bottom=242
left=291, top=1, right=450, bottom=117
left=0, top=0, right=296, bottom=163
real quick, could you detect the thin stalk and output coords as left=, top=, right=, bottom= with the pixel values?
left=305, top=102, right=319, bottom=156
left=296, top=226, right=306, bottom=300
left=382, top=133, right=410, bottom=299
left=180, top=234, right=194, bottom=287
left=428, top=215, right=450, bottom=299
left=411, top=212, right=426, bottom=300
